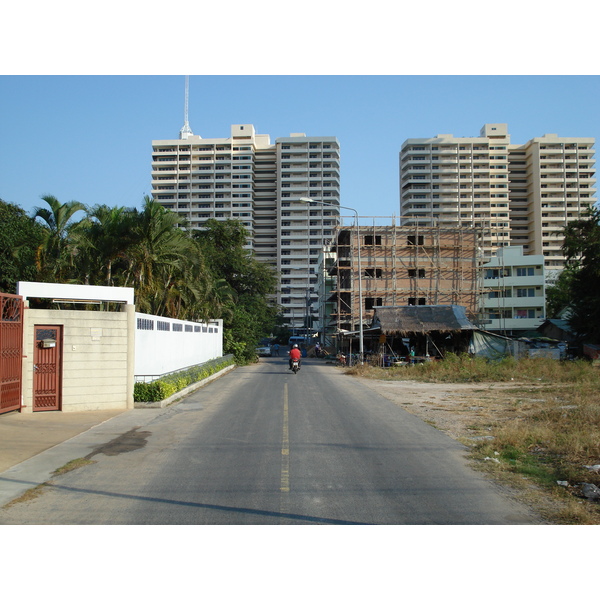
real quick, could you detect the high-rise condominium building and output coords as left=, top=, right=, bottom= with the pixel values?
left=399, top=124, right=596, bottom=277
left=151, top=123, right=340, bottom=331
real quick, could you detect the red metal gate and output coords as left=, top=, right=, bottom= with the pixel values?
left=0, top=293, right=24, bottom=415
left=33, top=325, right=63, bottom=411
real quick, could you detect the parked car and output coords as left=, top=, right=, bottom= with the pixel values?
left=256, top=345, right=272, bottom=357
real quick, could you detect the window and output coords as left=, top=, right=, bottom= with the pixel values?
left=489, top=310, right=512, bottom=319
left=408, top=269, right=426, bottom=278
left=516, top=288, right=535, bottom=297
left=485, top=268, right=510, bottom=279
left=407, top=235, right=424, bottom=246
left=407, top=298, right=426, bottom=306
left=364, top=235, right=382, bottom=245
left=516, top=267, right=535, bottom=277
left=515, top=309, right=536, bottom=319
left=364, top=268, right=383, bottom=279
left=365, top=297, right=383, bottom=310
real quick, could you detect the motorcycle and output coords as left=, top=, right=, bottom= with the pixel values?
left=291, top=359, right=300, bottom=374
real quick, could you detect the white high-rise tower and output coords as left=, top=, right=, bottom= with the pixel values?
left=399, top=123, right=596, bottom=276
left=152, top=85, right=341, bottom=332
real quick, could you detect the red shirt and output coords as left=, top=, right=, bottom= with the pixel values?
left=289, top=348, right=301, bottom=360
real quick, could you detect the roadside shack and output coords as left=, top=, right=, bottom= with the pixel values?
left=366, top=305, right=478, bottom=365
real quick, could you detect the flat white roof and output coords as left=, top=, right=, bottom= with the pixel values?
left=17, top=282, right=135, bottom=305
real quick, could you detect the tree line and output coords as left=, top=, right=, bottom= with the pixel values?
left=2, top=195, right=599, bottom=349
left=0, top=195, right=280, bottom=362
left=545, top=206, right=600, bottom=344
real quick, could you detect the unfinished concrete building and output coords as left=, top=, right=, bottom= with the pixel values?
left=321, top=221, right=481, bottom=344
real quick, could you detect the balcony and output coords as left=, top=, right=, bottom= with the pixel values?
left=484, top=316, right=544, bottom=331
left=433, top=158, right=458, bottom=164
left=432, top=145, right=458, bottom=155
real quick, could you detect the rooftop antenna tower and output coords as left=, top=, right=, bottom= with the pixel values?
left=179, top=75, right=193, bottom=140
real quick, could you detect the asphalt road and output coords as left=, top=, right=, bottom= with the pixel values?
left=0, top=357, right=540, bottom=524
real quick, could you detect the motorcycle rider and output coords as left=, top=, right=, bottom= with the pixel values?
left=288, top=344, right=302, bottom=370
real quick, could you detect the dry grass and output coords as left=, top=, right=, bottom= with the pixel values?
left=347, top=355, right=600, bottom=524
left=3, top=483, right=50, bottom=508
left=52, top=457, right=96, bottom=476
left=3, top=458, right=96, bottom=510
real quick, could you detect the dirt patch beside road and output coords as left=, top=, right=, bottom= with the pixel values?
left=353, top=376, right=593, bottom=524
left=355, top=379, right=534, bottom=442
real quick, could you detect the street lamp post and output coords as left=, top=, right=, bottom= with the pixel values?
left=299, top=198, right=364, bottom=363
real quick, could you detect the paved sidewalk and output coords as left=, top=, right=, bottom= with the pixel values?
left=0, top=408, right=162, bottom=507
left=0, top=409, right=126, bottom=473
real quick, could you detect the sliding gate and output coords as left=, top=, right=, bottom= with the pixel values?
left=0, top=293, right=24, bottom=415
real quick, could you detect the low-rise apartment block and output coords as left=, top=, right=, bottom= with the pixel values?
left=480, top=246, right=546, bottom=336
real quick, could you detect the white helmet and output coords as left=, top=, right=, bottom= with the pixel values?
left=293, top=344, right=298, bottom=348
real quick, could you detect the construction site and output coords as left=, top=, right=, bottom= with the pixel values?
left=319, top=219, right=482, bottom=349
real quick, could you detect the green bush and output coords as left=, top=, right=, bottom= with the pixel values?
left=134, top=355, right=234, bottom=403
left=133, top=381, right=162, bottom=403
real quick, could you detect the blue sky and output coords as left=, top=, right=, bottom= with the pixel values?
left=2, top=3, right=599, bottom=225
left=2, top=75, right=599, bottom=221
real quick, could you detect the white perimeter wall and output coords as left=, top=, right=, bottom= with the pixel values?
left=134, top=313, right=223, bottom=379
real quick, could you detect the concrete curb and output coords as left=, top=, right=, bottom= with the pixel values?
left=134, top=363, right=237, bottom=409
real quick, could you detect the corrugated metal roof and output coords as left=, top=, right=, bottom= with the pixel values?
left=371, top=305, right=476, bottom=335
left=545, top=319, right=572, bottom=331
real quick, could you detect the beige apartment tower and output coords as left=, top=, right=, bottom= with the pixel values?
left=151, top=124, right=341, bottom=331
left=400, top=124, right=596, bottom=277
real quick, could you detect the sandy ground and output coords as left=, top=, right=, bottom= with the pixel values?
left=354, top=377, right=535, bottom=442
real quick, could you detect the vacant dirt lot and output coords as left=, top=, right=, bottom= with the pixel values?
left=354, top=378, right=535, bottom=442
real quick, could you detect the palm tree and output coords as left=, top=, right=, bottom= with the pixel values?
left=159, top=247, right=237, bottom=322
left=30, top=195, right=235, bottom=321
left=32, top=195, right=86, bottom=282
left=74, top=204, right=137, bottom=286
left=121, top=196, right=199, bottom=314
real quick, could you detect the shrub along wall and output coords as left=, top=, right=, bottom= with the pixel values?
left=134, top=355, right=234, bottom=403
